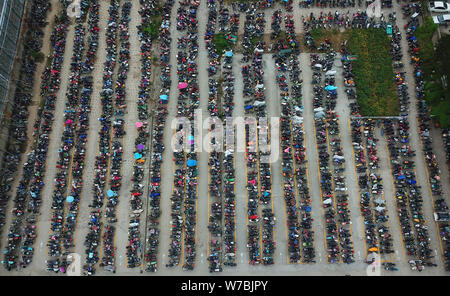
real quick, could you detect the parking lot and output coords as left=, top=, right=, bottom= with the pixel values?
left=0, top=0, right=448, bottom=276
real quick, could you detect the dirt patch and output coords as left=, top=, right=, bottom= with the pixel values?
left=303, top=28, right=351, bottom=53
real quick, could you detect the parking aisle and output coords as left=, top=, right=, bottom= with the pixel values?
left=430, top=127, right=450, bottom=198
left=263, top=54, right=287, bottom=265
left=335, top=55, right=364, bottom=263
left=232, top=53, right=248, bottom=268
left=299, top=53, right=326, bottom=264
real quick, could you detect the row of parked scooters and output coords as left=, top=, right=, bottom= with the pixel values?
left=0, top=0, right=53, bottom=271
left=5, top=0, right=72, bottom=271
left=166, top=0, right=200, bottom=271
left=0, top=0, right=52, bottom=252
left=300, top=0, right=356, bottom=8
left=205, top=0, right=222, bottom=273
left=47, top=1, right=100, bottom=272
left=205, top=0, right=238, bottom=273
left=241, top=4, right=265, bottom=64
left=47, top=19, right=88, bottom=268
left=403, top=4, right=450, bottom=271
left=221, top=3, right=239, bottom=270
left=143, top=0, right=173, bottom=273
left=99, top=0, right=132, bottom=273
left=243, top=7, right=276, bottom=265
left=83, top=0, right=122, bottom=276
left=443, top=129, right=450, bottom=185
left=275, top=10, right=316, bottom=264
left=124, top=0, right=156, bottom=271
left=384, top=64, right=435, bottom=271
left=311, top=50, right=355, bottom=264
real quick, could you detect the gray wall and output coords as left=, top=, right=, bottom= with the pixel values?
left=0, top=0, right=26, bottom=120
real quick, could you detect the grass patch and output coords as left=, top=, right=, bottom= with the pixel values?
left=310, top=28, right=324, bottom=40
left=348, top=29, right=399, bottom=116
left=213, top=33, right=234, bottom=57
left=415, top=17, right=438, bottom=83
left=29, top=50, right=45, bottom=63
left=250, top=35, right=263, bottom=47
left=303, top=28, right=397, bottom=115
left=141, top=16, right=162, bottom=41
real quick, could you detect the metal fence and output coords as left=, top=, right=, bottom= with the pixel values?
left=0, top=0, right=26, bottom=120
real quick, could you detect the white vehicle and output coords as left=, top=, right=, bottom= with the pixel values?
left=433, top=13, right=450, bottom=24
left=428, top=1, right=450, bottom=13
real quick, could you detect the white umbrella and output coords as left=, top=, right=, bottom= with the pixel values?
left=374, top=198, right=386, bottom=205
left=293, top=116, right=303, bottom=124
left=375, top=206, right=385, bottom=212
left=323, top=198, right=332, bottom=205
left=315, top=111, right=326, bottom=118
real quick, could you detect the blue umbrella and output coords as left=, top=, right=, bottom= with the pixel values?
left=187, top=159, right=197, bottom=167
left=306, top=206, right=311, bottom=212
left=160, top=94, right=168, bottom=101
left=397, top=175, right=406, bottom=180
left=407, top=179, right=416, bottom=185
left=66, top=196, right=74, bottom=203
left=225, top=51, right=233, bottom=57
left=325, top=85, right=337, bottom=91
left=107, top=189, right=114, bottom=197
left=135, top=153, right=142, bottom=160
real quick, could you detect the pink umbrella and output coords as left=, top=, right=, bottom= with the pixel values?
left=136, top=122, right=143, bottom=128
left=66, top=119, right=73, bottom=125
left=178, top=82, right=188, bottom=89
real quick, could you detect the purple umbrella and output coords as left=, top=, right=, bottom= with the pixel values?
left=137, top=144, right=145, bottom=150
